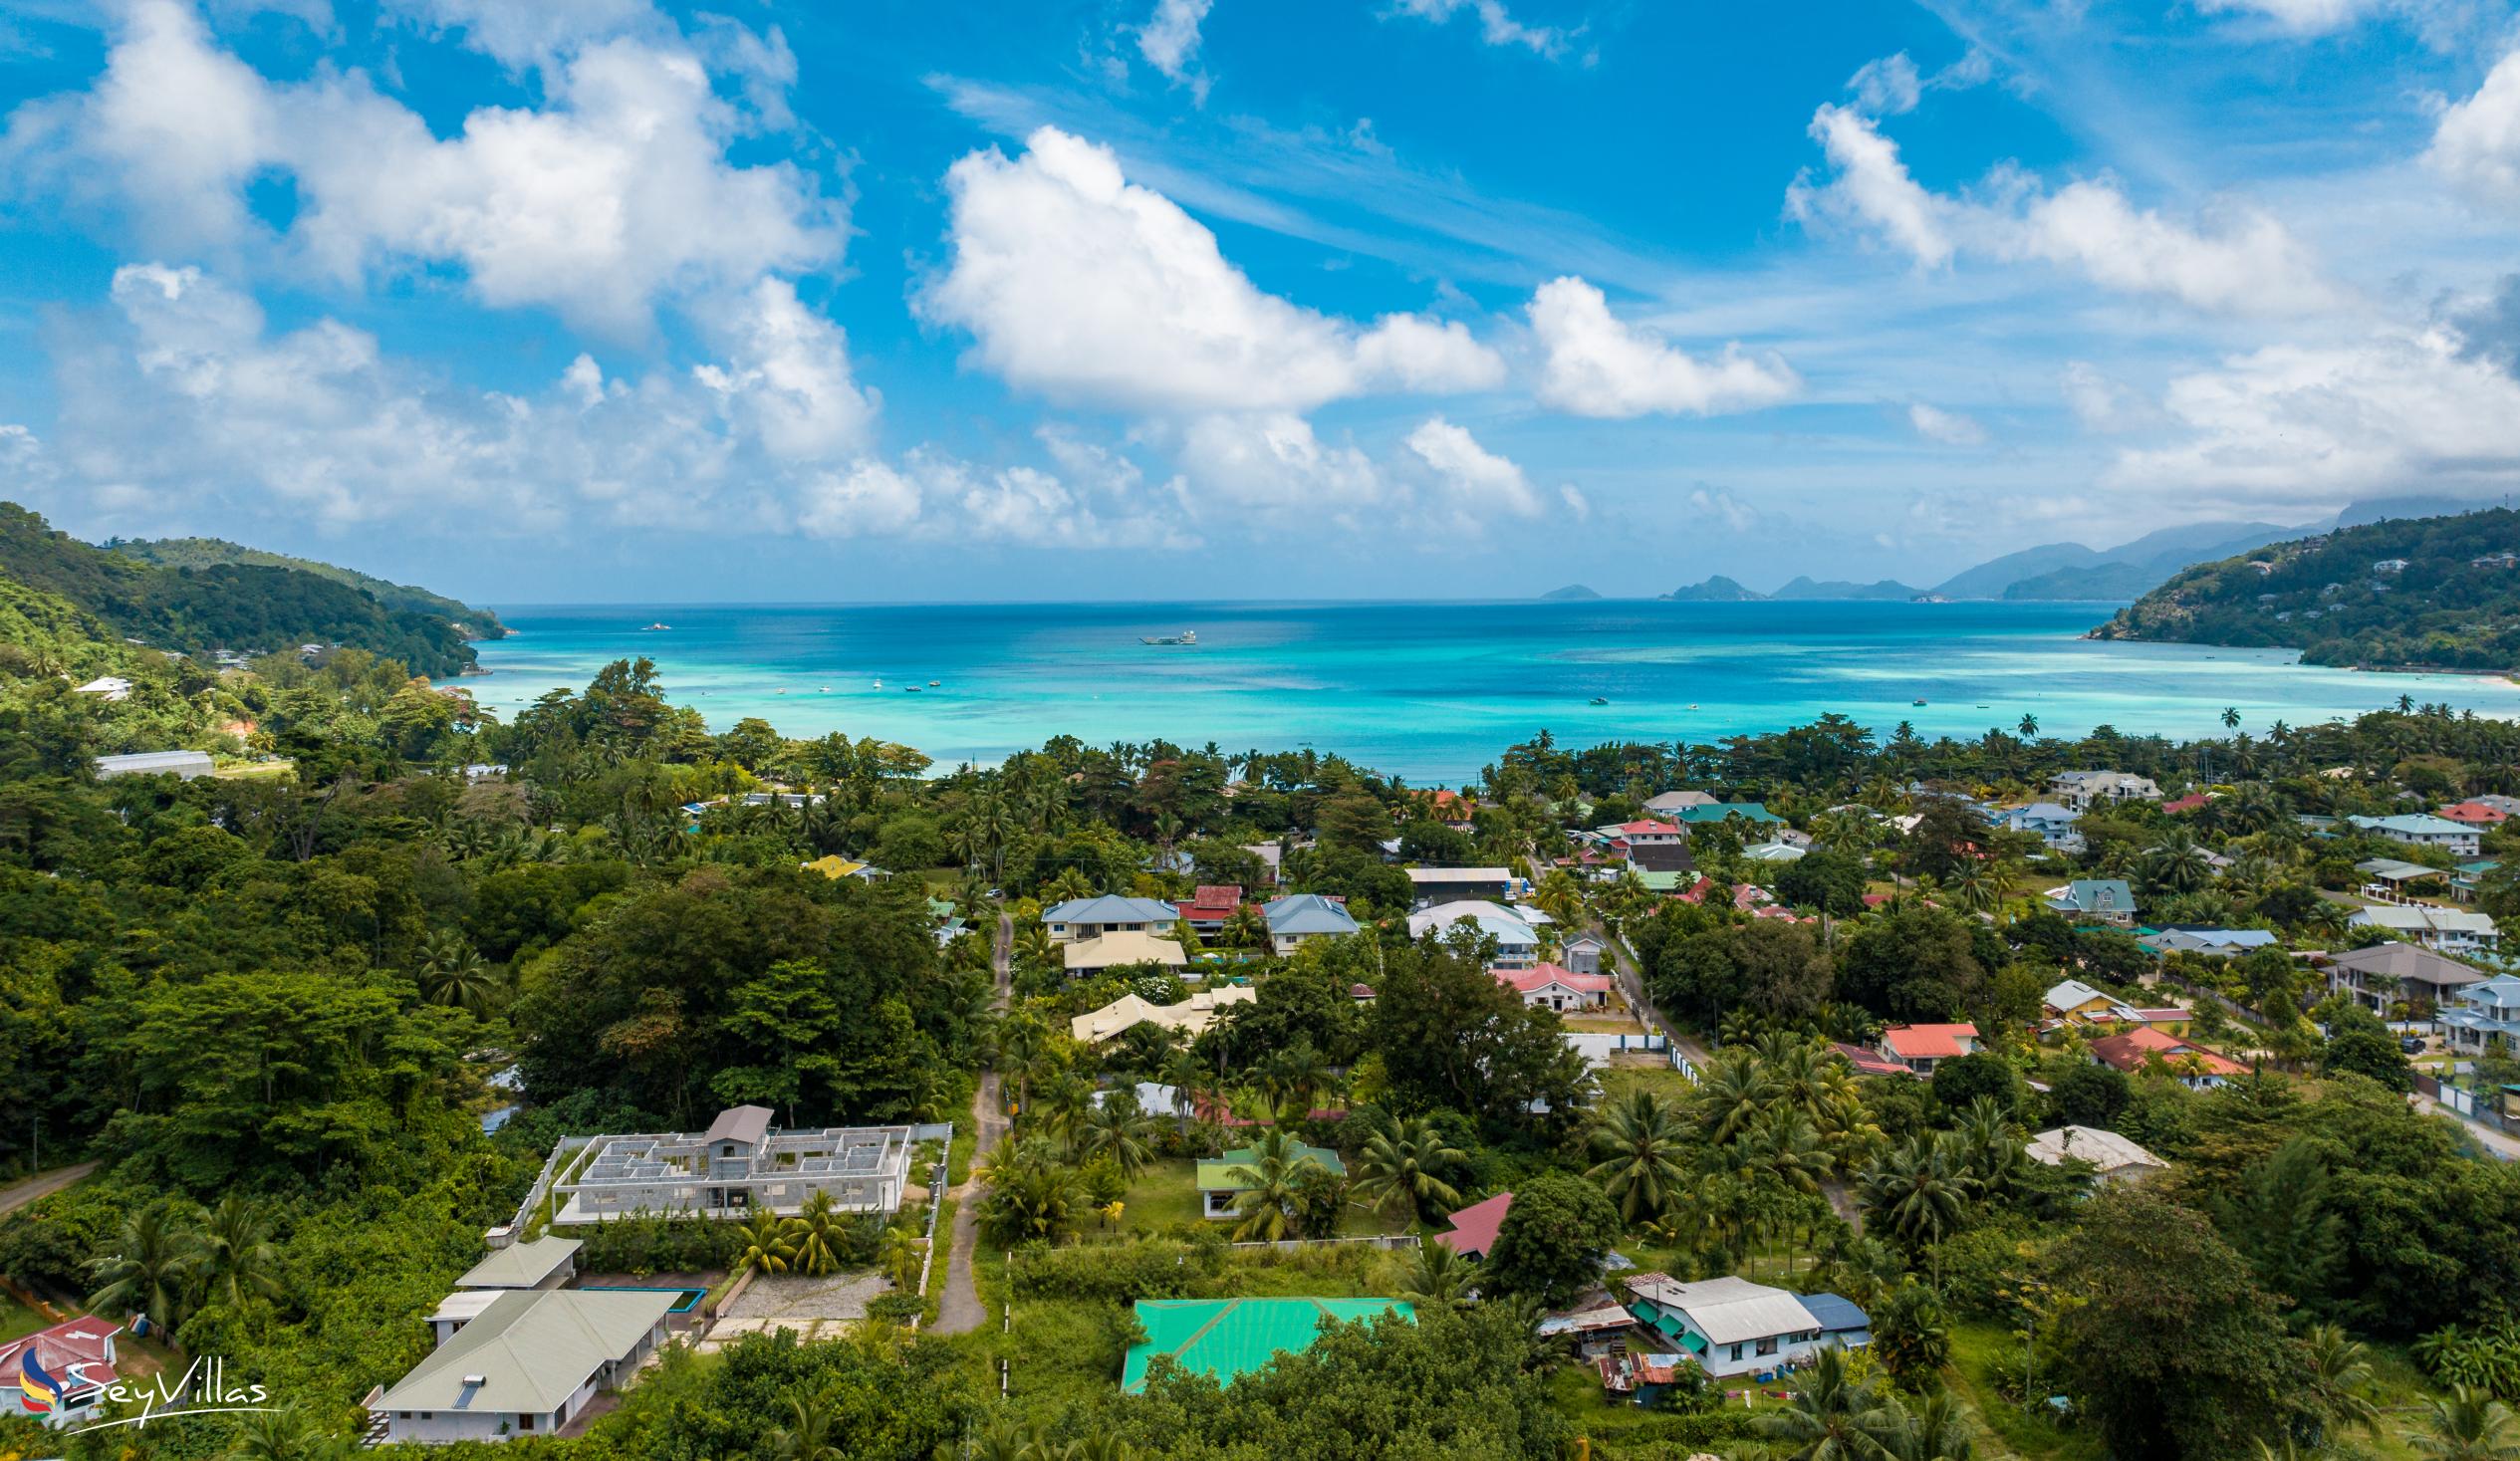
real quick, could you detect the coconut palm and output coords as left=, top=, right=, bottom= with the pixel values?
left=414, top=929, right=498, bottom=1013
left=1074, top=1093, right=1158, bottom=1179
left=2303, top=1322, right=2383, bottom=1441
left=2143, top=829, right=2214, bottom=894
left=790, top=1189, right=852, bottom=1277
left=879, top=1224, right=925, bottom=1293
left=1351, top=1113, right=1465, bottom=1225
left=1861, top=1134, right=1977, bottom=1282
left=765, top=1394, right=844, bottom=1461
left=219, top=1405, right=345, bottom=1461
left=2017, top=713, right=2039, bottom=739
left=2223, top=706, right=2244, bottom=730
left=1224, top=1129, right=1330, bottom=1242
left=1883, top=1387, right=1973, bottom=1461
left=1754, top=1346, right=1899, bottom=1461
left=1396, top=1235, right=1476, bottom=1310
left=2405, top=1387, right=2520, bottom=1461
left=733, top=1208, right=799, bottom=1278
left=1691, top=1053, right=1778, bottom=1146
left=88, top=1205, right=203, bottom=1337
left=1586, top=1090, right=1693, bottom=1223
left=195, top=1194, right=284, bottom=1311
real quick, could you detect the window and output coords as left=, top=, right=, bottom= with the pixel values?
left=1756, top=1337, right=1778, bottom=1356
left=519, top=1416, right=535, bottom=1432
left=1728, top=1343, right=1744, bottom=1361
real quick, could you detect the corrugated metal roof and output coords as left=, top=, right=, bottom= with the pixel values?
left=375, top=1289, right=674, bottom=1414
left=454, top=1236, right=580, bottom=1290
left=1630, top=1275, right=1818, bottom=1345
left=1122, top=1299, right=1412, bottom=1392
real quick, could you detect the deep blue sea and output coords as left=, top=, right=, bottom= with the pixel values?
left=467, top=600, right=2520, bottom=782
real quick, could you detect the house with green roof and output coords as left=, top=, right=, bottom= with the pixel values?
left=1122, top=1298, right=1414, bottom=1391
left=1195, top=1141, right=1346, bottom=1219
left=1672, top=802, right=1784, bottom=827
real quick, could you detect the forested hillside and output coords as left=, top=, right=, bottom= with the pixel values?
left=2093, top=508, right=2520, bottom=668
left=110, top=535, right=506, bottom=641
left=0, top=503, right=487, bottom=676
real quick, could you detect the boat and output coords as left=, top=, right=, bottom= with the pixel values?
left=1912, top=698, right=1928, bottom=706
left=928, top=679, right=940, bottom=687
left=1686, top=703, right=1699, bottom=710
left=873, top=677, right=882, bottom=689
left=1140, top=629, right=1198, bottom=646
left=904, top=686, right=922, bottom=693
left=1589, top=696, right=1609, bottom=706
left=641, top=622, right=670, bottom=631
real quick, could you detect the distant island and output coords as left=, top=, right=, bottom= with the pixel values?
left=1539, top=584, right=1602, bottom=601
left=1661, top=575, right=1764, bottom=602
left=2094, top=507, right=2520, bottom=670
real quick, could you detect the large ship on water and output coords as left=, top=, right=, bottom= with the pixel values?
left=1139, top=629, right=1198, bottom=645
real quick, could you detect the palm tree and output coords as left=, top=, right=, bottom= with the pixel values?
left=790, top=1190, right=851, bottom=1276
left=2143, top=829, right=2214, bottom=894
left=2406, top=1387, right=2520, bottom=1461
left=1218, top=903, right=1269, bottom=950
left=1754, top=1346, right=1898, bottom=1461
left=1156, top=1048, right=1204, bottom=1133
left=194, top=1194, right=284, bottom=1311
left=414, top=929, right=498, bottom=1013
left=1351, top=1113, right=1465, bottom=1225
left=88, top=1205, right=203, bottom=1338
left=1396, top=1235, right=1476, bottom=1309
left=1224, top=1129, right=1329, bottom=1242
left=879, top=1224, right=925, bottom=1293
left=1883, top=1387, right=1973, bottom=1460
left=1586, top=1091, right=1692, bottom=1224
left=1074, top=1095, right=1158, bottom=1179
left=2303, top=1322, right=2382, bottom=1441
left=765, top=1394, right=844, bottom=1461
left=1861, top=1135, right=1976, bottom=1284
left=733, top=1208, right=798, bottom=1277
left=2018, top=713, right=2039, bottom=739
left=1690, top=1053, right=1778, bottom=1146
left=219, top=1406, right=343, bottom=1461
left=2223, top=705, right=2244, bottom=730
left=1948, top=857, right=2000, bottom=914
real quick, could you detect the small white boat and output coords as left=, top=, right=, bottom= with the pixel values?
left=1140, top=629, right=1198, bottom=646
left=641, top=622, right=671, bottom=631
left=873, top=677, right=882, bottom=689
left=928, top=679, right=940, bottom=687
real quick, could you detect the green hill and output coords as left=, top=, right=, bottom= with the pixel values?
left=0, top=502, right=487, bottom=677
left=2093, top=508, right=2520, bottom=670
left=110, top=535, right=504, bottom=640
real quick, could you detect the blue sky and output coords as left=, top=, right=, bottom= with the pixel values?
left=2, top=0, right=2518, bottom=605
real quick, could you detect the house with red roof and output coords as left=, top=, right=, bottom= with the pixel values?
left=2162, top=792, right=2213, bottom=816
left=1876, top=1024, right=1979, bottom=1075
left=2438, top=801, right=2511, bottom=827
left=1495, top=963, right=1614, bottom=1012
left=1432, top=1191, right=1513, bottom=1260
left=2089, top=1027, right=2248, bottom=1089
left=1173, top=884, right=1252, bottom=936
left=1831, top=1041, right=1915, bottom=1079
left=1, top=1315, right=121, bottom=1427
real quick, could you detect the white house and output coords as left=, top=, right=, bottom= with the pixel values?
left=1997, top=802, right=2085, bottom=854
left=93, top=750, right=215, bottom=780
left=1624, top=1275, right=1869, bottom=1378
left=2025, top=1126, right=2164, bottom=1184
left=1877, top=1024, right=1979, bottom=1075
left=2349, top=904, right=2502, bottom=956
left=2049, top=771, right=2161, bottom=812
left=1408, top=899, right=1542, bottom=968
left=2350, top=815, right=2483, bottom=859
left=2438, top=975, right=2520, bottom=1054
left=1560, top=931, right=1608, bottom=976
left=373, top=1288, right=677, bottom=1444
left=1403, top=867, right=1516, bottom=906
left=0, top=1316, right=121, bottom=1428
left=73, top=675, right=133, bottom=701
left=1495, top=963, right=1614, bottom=1011
left=1261, top=892, right=1360, bottom=953
left=551, top=1105, right=913, bottom=1223
left=1642, top=791, right=1718, bottom=816
left=1062, top=929, right=1189, bottom=976
left=2323, top=942, right=2490, bottom=1016
left=1039, top=895, right=1180, bottom=943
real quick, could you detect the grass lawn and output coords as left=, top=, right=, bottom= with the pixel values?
left=1597, top=1065, right=1696, bottom=1105
left=1114, top=1157, right=1421, bottom=1240
left=1, top=1294, right=54, bottom=1344
left=1563, top=1013, right=1649, bottom=1034
left=1943, top=1321, right=2106, bottom=1461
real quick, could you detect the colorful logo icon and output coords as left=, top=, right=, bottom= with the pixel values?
left=17, top=1347, right=68, bottom=1414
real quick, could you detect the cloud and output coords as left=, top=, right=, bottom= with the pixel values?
left=689, top=279, right=878, bottom=462
left=2427, top=46, right=2520, bottom=213
left=1174, top=412, right=1384, bottom=514
left=1844, top=49, right=1993, bottom=118
left=1385, top=0, right=1569, bottom=57
left=1136, top=0, right=1213, bottom=94
left=2194, top=0, right=2373, bottom=30
left=1526, top=276, right=1800, bottom=418
left=922, top=125, right=1503, bottom=413
left=2061, top=361, right=2145, bottom=432
left=1907, top=401, right=1987, bottom=445
left=2194, top=0, right=2486, bottom=43
left=2107, top=327, right=2520, bottom=497
left=1789, top=104, right=2338, bottom=316
left=1558, top=483, right=1591, bottom=521
left=384, top=0, right=663, bottom=67
left=1404, top=415, right=1542, bottom=522
left=796, top=460, right=923, bottom=539
left=2, top=0, right=840, bottom=336
left=1687, top=486, right=1757, bottom=532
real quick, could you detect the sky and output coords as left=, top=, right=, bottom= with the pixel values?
left=2, top=0, right=2519, bottom=605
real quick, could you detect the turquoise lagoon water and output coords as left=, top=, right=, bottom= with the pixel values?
left=467, top=600, right=2520, bottom=783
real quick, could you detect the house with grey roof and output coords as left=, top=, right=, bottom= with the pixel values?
left=1623, top=1275, right=1867, bottom=1378
left=1996, top=802, right=2084, bottom=854
left=2323, top=942, right=2488, bottom=1016
left=373, top=1288, right=676, bottom=1444
left=2350, top=814, right=2482, bottom=858
left=1262, top=892, right=1359, bottom=954
left=93, top=750, right=214, bottom=781
left=2046, top=878, right=2138, bottom=925
left=2349, top=903, right=2501, bottom=956
left=456, top=1237, right=579, bottom=1293
left=1407, top=899, right=1542, bottom=969
left=1403, top=866, right=1517, bottom=907
left=2439, top=975, right=2520, bottom=1054
left=551, top=1104, right=913, bottom=1224
left=1041, top=895, right=1181, bottom=943
left=2049, top=770, right=2161, bottom=812
left=1642, top=790, right=1718, bottom=815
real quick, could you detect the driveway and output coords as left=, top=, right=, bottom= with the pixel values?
left=0, top=1162, right=97, bottom=1217
left=929, top=912, right=1012, bottom=1337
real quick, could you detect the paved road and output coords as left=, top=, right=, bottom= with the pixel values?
left=2413, top=1093, right=2520, bottom=1162
left=0, top=1162, right=97, bottom=1217
left=930, top=913, right=1012, bottom=1337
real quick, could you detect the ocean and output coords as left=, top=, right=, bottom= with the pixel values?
left=466, top=600, right=2520, bottom=782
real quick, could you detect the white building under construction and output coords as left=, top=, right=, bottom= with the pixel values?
left=551, top=1104, right=914, bottom=1223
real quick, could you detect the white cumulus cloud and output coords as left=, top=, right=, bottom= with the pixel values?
left=1907, top=401, right=1987, bottom=446
left=921, top=125, right=1503, bottom=413
left=1136, top=0, right=1213, bottom=89
left=1404, top=415, right=1542, bottom=521
left=1527, top=276, right=1800, bottom=419
left=2428, top=46, right=2520, bottom=212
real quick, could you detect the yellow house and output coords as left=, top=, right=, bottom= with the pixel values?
left=2043, top=979, right=2136, bottom=1026
left=802, top=854, right=870, bottom=879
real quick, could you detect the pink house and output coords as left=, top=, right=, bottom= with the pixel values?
left=1877, top=1023, right=1980, bottom=1075
left=1496, top=963, right=1615, bottom=1011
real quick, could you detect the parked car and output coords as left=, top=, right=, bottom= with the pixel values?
left=2400, top=1036, right=2426, bottom=1054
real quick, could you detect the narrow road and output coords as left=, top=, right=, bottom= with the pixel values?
left=0, top=1161, right=96, bottom=1217
left=930, top=913, right=1013, bottom=1336
left=1523, top=851, right=1710, bottom=1068
left=2412, top=1093, right=2520, bottom=1162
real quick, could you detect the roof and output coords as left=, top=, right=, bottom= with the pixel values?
left=2154, top=926, right=2279, bottom=950
left=1070, top=984, right=1253, bottom=1043
left=1609, top=820, right=1682, bottom=837
left=1882, top=1024, right=1977, bottom=1059
left=702, top=1105, right=774, bottom=1147
left=1404, top=865, right=1514, bottom=882
left=1262, top=893, right=1359, bottom=936
left=1642, top=790, right=1718, bottom=812
left=2161, top=792, right=2212, bottom=814
left=2439, top=802, right=2511, bottom=824
left=2353, top=814, right=2476, bottom=837
left=93, top=750, right=213, bottom=772
left=2050, top=879, right=2136, bottom=911
left=2026, top=1125, right=2165, bottom=1172
left=1796, top=1292, right=1872, bottom=1334
left=1672, top=802, right=1783, bottom=824
left=1182, top=884, right=1244, bottom=912
left=455, top=1236, right=582, bottom=1290
left=1408, top=899, right=1538, bottom=944
left=1831, top=1042, right=1913, bottom=1078
left=0, top=1315, right=119, bottom=1393
left=1043, top=894, right=1180, bottom=925
left=1627, top=1274, right=1818, bottom=1345
left=2045, top=978, right=2124, bottom=1013
left=1122, top=1299, right=1414, bottom=1392
left=374, top=1288, right=676, bottom=1415
left=1063, top=929, right=1190, bottom=971
left=1497, top=963, right=1614, bottom=996
left=2004, top=802, right=2081, bottom=824
left=2325, top=942, right=2489, bottom=988
left=1196, top=1140, right=1348, bottom=1190
left=427, top=1290, right=505, bottom=1327
left=800, top=854, right=869, bottom=878
left=2351, top=905, right=2499, bottom=936
left=2357, top=857, right=2445, bottom=881
left=2090, top=1028, right=2247, bottom=1078
left=1432, top=1191, right=1513, bottom=1257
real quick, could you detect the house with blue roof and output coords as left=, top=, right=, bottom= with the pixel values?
left=2047, top=879, right=2138, bottom=926
left=1261, top=893, right=1359, bottom=954
left=1041, top=895, right=1180, bottom=943
left=1623, top=1274, right=1869, bottom=1378
left=2350, top=814, right=2482, bottom=859
left=2439, top=975, right=2520, bottom=1055
left=1672, top=802, right=1785, bottom=827
left=1997, top=802, right=2085, bottom=854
